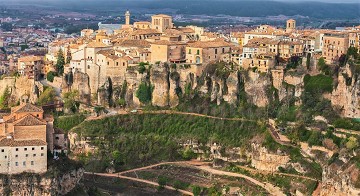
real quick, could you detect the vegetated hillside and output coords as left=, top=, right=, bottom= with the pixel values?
left=72, top=114, right=264, bottom=172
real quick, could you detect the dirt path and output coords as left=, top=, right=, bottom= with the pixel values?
left=116, top=161, right=285, bottom=196
left=87, top=172, right=193, bottom=196
left=236, top=165, right=318, bottom=181
left=145, top=110, right=258, bottom=122
left=196, top=165, right=285, bottom=196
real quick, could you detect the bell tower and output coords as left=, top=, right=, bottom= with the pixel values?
left=125, top=10, right=130, bottom=25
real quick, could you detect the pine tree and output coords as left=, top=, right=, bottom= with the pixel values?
left=56, top=49, right=65, bottom=75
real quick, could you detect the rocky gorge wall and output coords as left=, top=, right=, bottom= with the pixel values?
left=0, top=168, right=84, bottom=196
left=0, top=76, right=40, bottom=104
left=331, top=65, right=360, bottom=118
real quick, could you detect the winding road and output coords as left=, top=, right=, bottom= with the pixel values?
left=86, top=161, right=286, bottom=196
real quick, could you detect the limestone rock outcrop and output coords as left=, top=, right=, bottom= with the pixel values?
left=0, top=76, right=40, bottom=104
left=244, top=71, right=270, bottom=107
left=0, top=168, right=84, bottom=195
left=151, top=64, right=169, bottom=107
left=62, top=71, right=91, bottom=105
left=331, top=66, right=360, bottom=118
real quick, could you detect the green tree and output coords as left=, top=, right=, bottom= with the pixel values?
left=157, top=176, right=167, bottom=190
left=182, top=147, right=197, bottom=160
left=346, top=136, right=358, bottom=150
left=37, top=88, right=56, bottom=105
left=306, top=53, right=311, bottom=70
left=46, top=71, right=56, bottom=82
left=63, top=90, right=79, bottom=113
left=0, top=86, right=11, bottom=109
left=66, top=46, right=72, bottom=64
left=56, top=49, right=65, bottom=75
left=136, top=82, right=153, bottom=104
left=317, top=57, right=330, bottom=75
left=192, top=185, right=201, bottom=196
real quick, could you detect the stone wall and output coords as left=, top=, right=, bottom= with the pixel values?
left=250, top=143, right=290, bottom=172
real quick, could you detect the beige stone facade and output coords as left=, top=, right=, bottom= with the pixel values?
left=0, top=103, right=49, bottom=174
left=323, top=33, right=349, bottom=64
left=186, top=41, right=232, bottom=64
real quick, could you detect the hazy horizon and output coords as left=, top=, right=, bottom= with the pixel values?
left=0, top=0, right=359, bottom=3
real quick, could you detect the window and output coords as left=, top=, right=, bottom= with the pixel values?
left=32, top=148, right=35, bottom=150
left=1, top=149, right=3, bottom=152
left=31, top=161, right=34, bottom=165
left=196, top=50, right=200, bottom=55
left=222, top=48, right=225, bottom=53
left=4, top=156, right=7, bottom=159
left=41, top=153, right=44, bottom=156
left=23, top=161, right=26, bottom=166
left=41, top=147, right=44, bottom=150
left=116, top=62, right=119, bottom=66
left=188, top=49, right=191, bottom=54
left=26, top=154, right=28, bottom=157
left=33, top=154, right=36, bottom=157
left=15, top=162, right=18, bottom=166
left=16, top=148, right=18, bottom=151
left=15, top=155, right=18, bottom=158
left=55, top=137, right=59, bottom=140
left=215, top=49, right=218, bottom=54
left=24, top=148, right=27, bottom=151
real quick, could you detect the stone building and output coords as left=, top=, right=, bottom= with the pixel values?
left=150, top=40, right=187, bottom=64
left=286, top=19, right=296, bottom=33
left=323, top=32, right=349, bottom=64
left=151, top=14, right=174, bottom=33
left=0, top=103, right=49, bottom=174
left=17, top=55, right=43, bottom=80
left=186, top=41, right=232, bottom=64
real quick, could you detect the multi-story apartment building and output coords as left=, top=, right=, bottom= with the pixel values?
left=323, top=33, right=349, bottom=64
left=186, top=41, right=232, bottom=64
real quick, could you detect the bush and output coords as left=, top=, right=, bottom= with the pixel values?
left=0, top=86, right=11, bottom=109
left=37, top=88, right=56, bottom=105
left=304, top=74, right=333, bottom=93
left=46, top=71, right=56, bottom=82
left=136, top=82, right=154, bottom=104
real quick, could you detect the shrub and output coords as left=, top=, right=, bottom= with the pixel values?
left=46, top=71, right=56, bottom=82
left=37, top=88, right=56, bottom=105
left=136, top=82, right=154, bottom=104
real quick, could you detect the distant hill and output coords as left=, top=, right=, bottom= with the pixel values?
left=1, top=0, right=359, bottom=19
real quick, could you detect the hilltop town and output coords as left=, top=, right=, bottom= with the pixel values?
left=0, top=6, right=360, bottom=196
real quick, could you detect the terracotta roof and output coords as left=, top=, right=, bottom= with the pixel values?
left=18, top=55, right=42, bottom=62
left=114, top=39, right=151, bottom=48
left=13, top=103, right=43, bottom=113
left=0, top=137, right=46, bottom=147
left=151, top=40, right=186, bottom=46
left=97, top=49, right=115, bottom=56
left=187, top=41, right=233, bottom=48
left=177, top=27, right=195, bottom=34
left=13, top=114, right=46, bottom=126
left=87, top=41, right=109, bottom=48
left=131, top=29, right=161, bottom=36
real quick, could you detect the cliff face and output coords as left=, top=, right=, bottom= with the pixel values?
left=62, top=71, right=91, bottom=104
left=0, top=76, right=39, bottom=105
left=151, top=64, right=169, bottom=107
left=331, top=66, right=360, bottom=118
left=0, top=168, right=84, bottom=196
left=244, top=71, right=270, bottom=107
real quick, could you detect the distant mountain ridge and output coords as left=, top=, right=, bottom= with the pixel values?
left=0, top=0, right=359, bottom=19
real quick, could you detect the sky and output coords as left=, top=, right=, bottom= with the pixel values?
left=0, top=0, right=359, bottom=2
